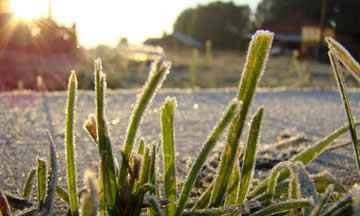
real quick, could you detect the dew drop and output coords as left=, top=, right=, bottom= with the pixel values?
left=112, top=118, right=120, bottom=125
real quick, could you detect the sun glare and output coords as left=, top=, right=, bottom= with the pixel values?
left=11, top=0, right=47, bottom=20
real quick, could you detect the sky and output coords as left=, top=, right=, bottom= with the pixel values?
left=10, top=0, right=261, bottom=47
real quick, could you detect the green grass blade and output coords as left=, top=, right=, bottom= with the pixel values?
left=22, top=168, right=36, bottom=199
left=329, top=51, right=360, bottom=169
left=65, top=70, right=79, bottom=216
left=296, top=162, right=317, bottom=215
left=131, top=147, right=153, bottom=216
left=326, top=37, right=360, bottom=81
left=209, top=30, right=273, bottom=208
left=225, top=165, right=240, bottom=206
left=161, top=97, right=177, bottom=216
left=0, top=191, right=11, bottom=216
left=288, top=164, right=299, bottom=216
left=137, top=139, right=145, bottom=155
left=139, top=147, right=152, bottom=186
left=192, top=184, right=213, bottom=210
left=250, top=199, right=313, bottom=216
left=94, top=59, right=116, bottom=210
left=56, top=186, right=70, bottom=205
left=237, top=30, right=273, bottom=103
left=43, top=132, right=58, bottom=214
left=98, top=165, right=105, bottom=216
left=249, top=122, right=360, bottom=199
left=267, top=169, right=280, bottom=204
left=309, top=185, right=334, bottom=216
left=208, top=110, right=246, bottom=207
left=148, top=196, right=164, bottom=216
left=263, top=162, right=318, bottom=216
left=175, top=99, right=239, bottom=216
left=119, top=59, right=171, bottom=185
left=150, top=144, right=157, bottom=189
left=312, top=171, right=346, bottom=194
left=37, top=158, right=46, bottom=209
left=266, top=162, right=296, bottom=203
left=258, top=171, right=345, bottom=204
left=320, top=192, right=351, bottom=216
left=352, top=185, right=360, bottom=216
left=238, top=107, right=264, bottom=205
left=134, top=183, right=155, bottom=197
left=289, top=124, right=360, bottom=164
left=148, top=145, right=157, bottom=216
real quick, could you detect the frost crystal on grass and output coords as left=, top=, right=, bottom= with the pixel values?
left=119, top=58, right=171, bottom=185
left=237, top=30, right=274, bottom=101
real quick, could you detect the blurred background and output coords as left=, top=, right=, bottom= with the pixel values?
left=0, top=0, right=359, bottom=91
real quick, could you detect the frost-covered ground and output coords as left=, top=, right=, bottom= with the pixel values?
left=1, top=89, right=360, bottom=213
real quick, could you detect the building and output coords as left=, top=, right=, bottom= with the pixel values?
left=144, top=32, right=204, bottom=50
left=261, top=11, right=335, bottom=56
left=0, top=0, right=80, bottom=91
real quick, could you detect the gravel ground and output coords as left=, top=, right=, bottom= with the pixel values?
left=1, top=88, right=360, bottom=213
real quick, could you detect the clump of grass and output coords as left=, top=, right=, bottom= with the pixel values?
left=3, top=30, right=360, bottom=216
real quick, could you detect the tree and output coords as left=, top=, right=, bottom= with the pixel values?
left=255, top=0, right=360, bottom=34
left=173, top=2, right=250, bottom=49
left=173, top=8, right=195, bottom=37
left=332, top=0, right=360, bottom=33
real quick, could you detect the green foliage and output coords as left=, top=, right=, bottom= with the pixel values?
left=173, top=1, right=250, bottom=49
left=175, top=99, right=238, bottom=216
left=327, top=37, right=360, bottom=170
left=326, top=37, right=360, bottom=81
left=118, top=59, right=170, bottom=186
left=321, top=192, right=351, bottom=216
left=209, top=30, right=273, bottom=208
left=249, top=122, right=359, bottom=199
left=147, top=196, right=164, bottom=216
left=238, top=107, right=264, bottom=205
left=161, top=97, right=177, bottom=216
left=94, top=59, right=117, bottom=214
left=225, top=165, right=240, bottom=207
left=255, top=0, right=360, bottom=34
left=65, top=71, right=79, bottom=216
left=137, top=139, right=145, bottom=155
left=328, top=51, right=360, bottom=169
left=36, top=159, right=46, bottom=210
left=56, top=186, right=70, bottom=205
left=309, top=185, right=334, bottom=216
left=0, top=133, right=59, bottom=216
left=22, top=169, right=36, bottom=199
left=42, top=132, right=58, bottom=215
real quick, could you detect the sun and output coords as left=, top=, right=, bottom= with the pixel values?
left=10, top=0, right=47, bottom=20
